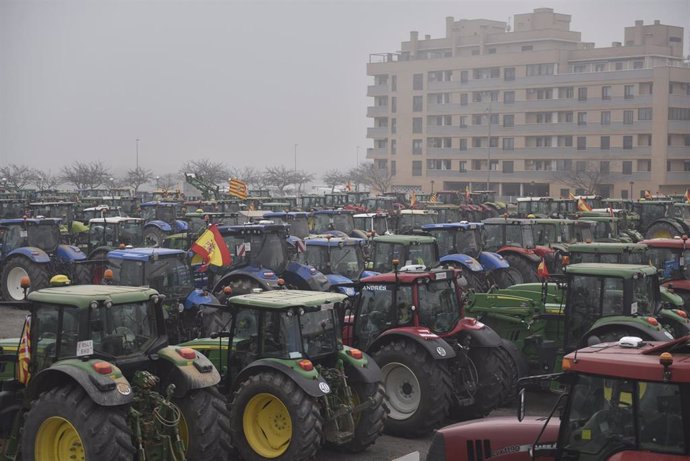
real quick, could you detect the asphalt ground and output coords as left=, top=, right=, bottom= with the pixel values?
left=0, top=305, right=558, bottom=461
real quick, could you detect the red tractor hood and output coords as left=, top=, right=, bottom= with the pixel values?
left=432, top=416, right=558, bottom=461
left=663, top=279, right=690, bottom=293
left=533, top=245, right=555, bottom=257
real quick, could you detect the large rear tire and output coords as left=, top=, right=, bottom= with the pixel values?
left=229, top=371, right=323, bottom=461
left=465, top=346, right=514, bottom=418
left=143, top=226, right=167, bottom=247
left=502, top=254, right=539, bottom=283
left=493, top=267, right=521, bottom=288
left=645, top=222, right=682, bottom=239
left=175, top=387, right=233, bottom=461
left=1, top=257, right=50, bottom=301
left=337, top=382, right=386, bottom=453
left=463, top=270, right=489, bottom=293
left=21, top=384, right=135, bottom=461
left=372, top=340, right=452, bottom=437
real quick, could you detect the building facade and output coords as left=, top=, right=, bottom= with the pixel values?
left=366, top=8, right=690, bottom=199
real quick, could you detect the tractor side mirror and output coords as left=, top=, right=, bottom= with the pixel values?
left=517, top=387, right=526, bottom=422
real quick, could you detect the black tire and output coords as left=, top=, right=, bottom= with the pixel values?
left=143, top=226, right=167, bottom=247
left=213, top=275, right=263, bottom=297
left=71, top=263, right=93, bottom=285
left=175, top=387, right=233, bottom=461
left=229, top=371, right=324, bottom=461
left=493, top=267, right=521, bottom=288
left=337, top=382, right=386, bottom=453
left=502, top=254, right=539, bottom=283
left=463, top=270, right=489, bottom=293
left=372, top=340, right=452, bottom=437
left=498, top=339, right=529, bottom=406
left=645, top=222, right=682, bottom=239
left=21, top=383, right=135, bottom=460
left=1, top=257, right=50, bottom=301
left=465, top=346, right=514, bottom=418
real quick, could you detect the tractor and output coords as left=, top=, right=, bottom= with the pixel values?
left=0, top=218, right=91, bottom=301
left=262, top=211, right=311, bottom=239
left=369, top=234, right=439, bottom=274
left=644, top=236, right=690, bottom=308
left=427, top=336, right=690, bottom=461
left=310, top=209, right=368, bottom=239
left=531, top=218, right=595, bottom=274
left=28, top=201, right=88, bottom=244
left=0, top=282, right=230, bottom=460
left=482, top=217, right=542, bottom=283
left=139, top=201, right=189, bottom=247
left=391, top=209, right=438, bottom=234
left=341, top=265, right=517, bottom=436
left=568, top=241, right=649, bottom=265
left=635, top=200, right=690, bottom=239
left=181, top=290, right=386, bottom=461
left=298, top=194, right=326, bottom=211
left=353, top=212, right=391, bottom=237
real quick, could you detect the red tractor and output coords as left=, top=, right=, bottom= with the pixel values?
left=427, top=335, right=690, bottom=461
left=342, top=265, right=517, bottom=437
left=644, top=236, right=690, bottom=308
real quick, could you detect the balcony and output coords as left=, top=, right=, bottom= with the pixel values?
left=667, top=147, right=690, bottom=159
left=367, top=127, right=389, bottom=138
left=669, top=121, right=690, bottom=131
left=367, top=84, right=389, bottom=97
left=426, top=169, right=456, bottom=177
left=366, top=147, right=387, bottom=158
left=426, top=125, right=461, bottom=136
left=367, top=106, right=389, bottom=117
left=665, top=171, right=690, bottom=184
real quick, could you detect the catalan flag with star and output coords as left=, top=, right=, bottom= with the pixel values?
left=191, top=224, right=232, bottom=270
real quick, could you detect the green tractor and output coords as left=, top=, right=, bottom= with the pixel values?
left=0, top=281, right=231, bottom=460
left=182, top=290, right=385, bottom=461
left=466, top=263, right=690, bottom=376
left=567, top=241, right=649, bottom=265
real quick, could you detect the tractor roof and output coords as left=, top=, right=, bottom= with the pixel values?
left=107, top=247, right=186, bottom=261
left=563, top=337, right=690, bottom=382
left=422, top=222, right=483, bottom=231
left=263, top=211, right=309, bottom=218
left=578, top=215, right=620, bottom=222
left=27, top=285, right=159, bottom=309
left=568, top=242, right=647, bottom=254
left=532, top=218, right=576, bottom=225
left=29, top=201, right=76, bottom=206
left=373, top=234, right=436, bottom=245
left=312, top=209, right=354, bottom=215
left=399, top=209, right=437, bottom=215
left=516, top=196, right=554, bottom=202
left=361, top=267, right=458, bottom=284
left=640, top=238, right=689, bottom=249
left=565, top=263, right=657, bottom=278
left=229, top=290, right=347, bottom=310
left=218, top=223, right=288, bottom=235
left=89, top=217, right=143, bottom=224
left=353, top=212, right=388, bottom=218
left=0, top=218, right=61, bottom=225
left=304, top=236, right=365, bottom=247
left=483, top=217, right=535, bottom=225
left=140, top=201, right=178, bottom=207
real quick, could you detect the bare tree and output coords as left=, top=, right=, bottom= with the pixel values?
left=322, top=169, right=348, bottom=192
left=157, top=173, right=181, bottom=192
left=293, top=170, right=314, bottom=195
left=347, top=165, right=369, bottom=193
left=125, top=166, right=153, bottom=194
left=32, top=169, right=62, bottom=191
left=552, top=161, right=610, bottom=195
left=353, top=162, right=392, bottom=195
left=61, top=161, right=112, bottom=191
left=228, top=166, right=268, bottom=190
left=0, top=164, right=35, bottom=190
left=180, top=158, right=230, bottom=185
left=263, top=166, right=297, bottom=195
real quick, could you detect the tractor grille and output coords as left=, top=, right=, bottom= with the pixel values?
left=466, top=439, right=492, bottom=461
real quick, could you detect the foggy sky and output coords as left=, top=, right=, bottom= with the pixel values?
left=1, top=0, right=688, bottom=179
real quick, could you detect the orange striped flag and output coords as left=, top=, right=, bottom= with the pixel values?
left=17, top=315, right=31, bottom=384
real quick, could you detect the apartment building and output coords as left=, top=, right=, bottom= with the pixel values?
left=366, top=8, right=690, bottom=199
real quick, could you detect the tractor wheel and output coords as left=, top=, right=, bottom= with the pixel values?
left=502, top=254, right=539, bottom=283
left=213, top=276, right=262, bottom=297
left=1, top=258, right=50, bottom=301
left=143, top=226, right=167, bottom=247
left=493, top=267, right=521, bottom=288
left=337, top=382, right=386, bottom=453
left=230, top=371, right=323, bottom=461
left=71, top=263, right=93, bottom=285
left=645, top=222, right=681, bottom=239
left=465, top=346, right=514, bottom=418
left=497, top=339, right=529, bottom=407
left=175, top=387, right=232, bottom=461
left=373, top=340, right=452, bottom=437
left=21, top=383, right=135, bottom=460
left=463, top=271, right=489, bottom=293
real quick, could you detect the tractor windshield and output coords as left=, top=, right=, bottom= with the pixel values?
left=533, top=223, right=560, bottom=245
left=299, top=308, right=338, bottom=359
left=249, top=233, right=287, bottom=274
left=399, top=214, right=436, bottom=230
left=648, top=248, right=690, bottom=281
left=140, top=207, right=156, bottom=222
left=27, top=223, right=60, bottom=252
left=156, top=206, right=176, bottom=223
left=91, top=301, right=158, bottom=356
left=591, top=221, right=615, bottom=240
left=372, top=242, right=437, bottom=272
left=328, top=245, right=364, bottom=280
left=417, top=280, right=460, bottom=333
left=120, top=222, right=143, bottom=246
left=631, top=275, right=657, bottom=315
left=145, top=256, right=194, bottom=298
left=288, top=217, right=310, bottom=239
left=560, top=374, right=685, bottom=458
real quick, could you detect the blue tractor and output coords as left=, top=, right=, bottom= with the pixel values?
left=262, top=211, right=311, bottom=239
left=0, top=218, right=90, bottom=300
left=106, top=247, right=219, bottom=343
left=139, top=201, right=188, bottom=246
left=421, top=222, right=520, bottom=291
left=311, top=209, right=368, bottom=239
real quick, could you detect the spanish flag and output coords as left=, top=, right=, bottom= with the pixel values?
left=685, top=189, right=690, bottom=203
left=465, top=186, right=471, bottom=201
left=430, top=193, right=438, bottom=203
left=577, top=197, right=592, bottom=212
left=17, top=315, right=31, bottom=384
left=644, top=190, right=652, bottom=200
left=191, top=224, right=232, bottom=270
left=409, top=191, right=417, bottom=207
left=537, top=259, right=550, bottom=280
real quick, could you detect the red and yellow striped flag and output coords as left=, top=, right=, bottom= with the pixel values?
left=17, top=315, right=31, bottom=384
left=228, top=178, right=248, bottom=200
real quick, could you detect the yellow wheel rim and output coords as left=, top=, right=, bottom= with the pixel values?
left=243, top=393, right=292, bottom=458
left=652, top=229, right=673, bottom=239
left=178, top=410, right=189, bottom=453
left=35, top=416, right=85, bottom=461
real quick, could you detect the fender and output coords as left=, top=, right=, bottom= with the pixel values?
left=440, top=254, right=483, bottom=272
left=26, top=359, right=134, bottom=407
left=499, top=247, right=541, bottom=263
left=478, top=251, right=509, bottom=270
left=367, top=327, right=456, bottom=360
left=339, top=347, right=381, bottom=384
left=583, top=318, right=672, bottom=347
left=56, top=244, right=87, bottom=262
left=6, top=247, right=51, bottom=264
left=351, top=229, right=368, bottom=239
left=660, top=287, right=684, bottom=308
left=88, top=245, right=113, bottom=260
left=326, top=274, right=356, bottom=297
left=664, top=279, right=690, bottom=293
left=156, top=346, right=221, bottom=397
left=213, top=267, right=281, bottom=292
left=231, top=358, right=332, bottom=398
left=282, top=261, right=330, bottom=291
left=451, top=318, right=504, bottom=348
left=651, top=218, right=687, bottom=235
left=359, top=270, right=380, bottom=279
left=184, top=289, right=217, bottom=310
left=174, top=219, right=189, bottom=232
left=146, top=220, right=172, bottom=232
left=658, top=309, right=690, bottom=336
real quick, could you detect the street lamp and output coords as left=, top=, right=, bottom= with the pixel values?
left=629, top=180, right=634, bottom=199
left=155, top=176, right=160, bottom=189
left=356, top=146, right=360, bottom=166
left=431, top=180, right=435, bottom=194
left=484, top=95, right=494, bottom=191
left=136, top=138, right=140, bottom=170
left=294, top=144, right=298, bottom=172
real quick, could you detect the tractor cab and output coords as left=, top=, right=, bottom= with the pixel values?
left=568, top=242, right=649, bottom=265
left=393, top=209, right=438, bottom=234
left=482, top=217, right=536, bottom=251
left=324, top=192, right=349, bottom=208
left=139, top=201, right=188, bottom=246
left=643, top=237, right=690, bottom=307
left=516, top=197, right=559, bottom=218
left=28, top=201, right=83, bottom=242
left=427, top=204, right=461, bottom=224
left=311, top=209, right=367, bottom=238
left=578, top=216, right=625, bottom=242
left=301, top=236, right=371, bottom=294
left=299, top=194, right=325, bottom=211
left=353, top=212, right=390, bottom=236
left=0, top=218, right=62, bottom=255
left=361, top=196, right=398, bottom=214
left=87, top=217, right=144, bottom=256
left=184, top=211, right=225, bottom=238
left=370, top=235, right=438, bottom=273
left=262, top=211, right=310, bottom=239
left=0, top=198, right=26, bottom=219
left=80, top=205, right=126, bottom=223
left=422, top=222, right=482, bottom=259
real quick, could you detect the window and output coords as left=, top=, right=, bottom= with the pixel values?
left=602, top=86, right=611, bottom=100
left=427, top=159, right=451, bottom=170
left=490, top=113, right=499, bottom=125
left=459, top=161, right=467, bottom=172
left=489, top=160, right=498, bottom=170
left=391, top=75, right=397, bottom=91
left=623, top=136, right=633, bottom=149
left=428, top=70, right=452, bottom=82
left=375, top=159, right=387, bottom=170
left=472, top=137, right=482, bottom=148
left=600, top=136, right=610, bottom=150
left=558, top=111, right=573, bottom=123
left=536, top=112, right=553, bottom=123
left=600, top=161, right=610, bottom=174
left=615, top=62, right=624, bottom=70
left=558, top=136, right=573, bottom=147
left=391, top=160, right=396, bottom=176
left=473, top=67, right=500, bottom=79
left=412, top=96, right=423, bottom=112
left=429, top=93, right=450, bottom=105
left=577, top=137, right=587, bottom=150
left=601, top=111, right=611, bottom=125
left=556, top=160, right=572, bottom=171
left=685, top=135, right=690, bottom=147
left=459, top=138, right=467, bottom=150
left=472, top=92, right=482, bottom=103
left=536, top=88, right=553, bottom=100
left=413, top=74, right=423, bottom=90
left=488, top=48, right=496, bottom=54
left=413, top=117, right=423, bottom=133
left=412, top=161, right=422, bottom=176
left=489, top=137, right=499, bottom=148
left=595, top=63, right=605, bottom=72
left=558, top=87, right=574, bottom=99
left=621, top=190, right=629, bottom=199
left=504, top=67, right=515, bottom=81
left=391, top=118, right=397, bottom=134
left=526, top=63, right=555, bottom=76
left=502, top=138, right=514, bottom=150
left=460, top=70, right=468, bottom=83
left=637, top=160, right=651, bottom=172
left=391, top=97, right=397, bottom=113
left=428, top=137, right=452, bottom=148
left=412, top=139, right=423, bottom=155
left=501, top=161, right=513, bottom=173
left=577, top=112, right=587, bottom=126
left=576, top=161, right=586, bottom=172
left=578, top=87, right=588, bottom=101
left=669, top=107, right=690, bottom=120
left=503, top=91, right=515, bottom=104
left=624, top=85, right=634, bottom=99
left=638, top=107, right=652, bottom=120
left=503, top=114, right=514, bottom=127
left=472, top=114, right=483, bottom=125
left=391, top=139, right=397, bottom=155
left=622, top=161, right=632, bottom=174
left=374, top=139, right=387, bottom=149
left=459, top=116, right=467, bottom=128
left=623, top=110, right=633, bottom=124
left=535, top=136, right=552, bottom=147
left=521, top=45, right=533, bottom=51
left=460, top=93, right=468, bottom=106
left=633, top=60, right=644, bottom=69
left=573, top=64, right=586, bottom=73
